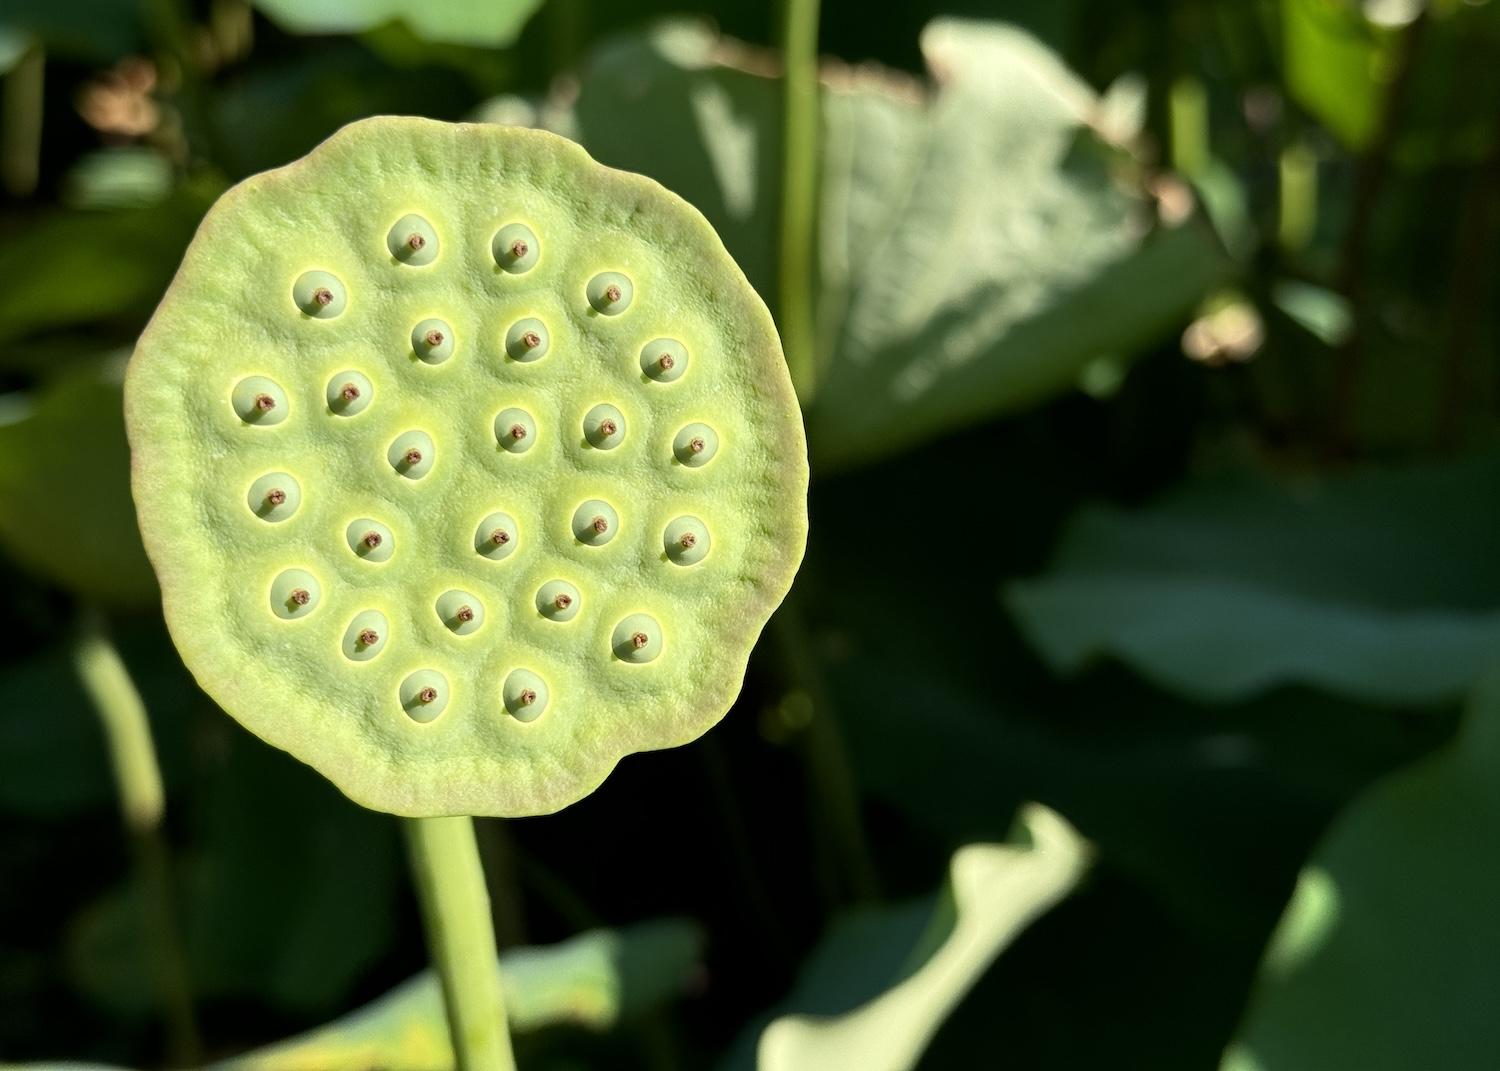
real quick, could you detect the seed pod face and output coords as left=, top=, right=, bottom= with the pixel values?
left=125, top=117, right=808, bottom=817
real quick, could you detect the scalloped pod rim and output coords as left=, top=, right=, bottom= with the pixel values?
left=125, top=116, right=808, bottom=818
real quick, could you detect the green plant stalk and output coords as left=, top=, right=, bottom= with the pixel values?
left=403, top=816, right=517, bottom=1071
left=1, top=42, right=44, bottom=198
left=73, top=615, right=200, bottom=1065
left=1168, top=76, right=1208, bottom=180
left=777, top=0, right=820, bottom=403
left=1278, top=139, right=1317, bottom=253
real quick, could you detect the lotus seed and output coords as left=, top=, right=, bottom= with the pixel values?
left=326, top=370, right=373, bottom=416
left=502, top=669, right=549, bottom=722
left=492, top=223, right=539, bottom=273
left=345, top=518, right=394, bottom=562
left=400, top=669, right=449, bottom=723
left=583, top=403, right=626, bottom=449
left=640, top=338, right=688, bottom=383
left=673, top=423, right=719, bottom=468
left=474, top=511, right=519, bottom=560
left=292, top=270, right=347, bottom=318
left=231, top=376, right=289, bottom=425
left=387, top=430, right=435, bottom=479
left=493, top=408, right=536, bottom=453
left=664, top=516, right=711, bottom=566
left=535, top=579, right=581, bottom=621
left=611, top=613, right=662, bottom=664
left=504, top=318, right=550, bottom=362
left=387, top=213, right=439, bottom=266
left=247, top=472, right=301, bottom=522
left=586, top=272, right=634, bottom=315
left=411, top=318, right=455, bottom=364
left=270, top=568, right=320, bottom=620
left=436, top=589, right=485, bottom=636
left=341, top=610, right=389, bottom=661
left=571, top=499, right=619, bottom=546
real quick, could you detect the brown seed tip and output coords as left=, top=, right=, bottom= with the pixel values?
left=658, top=353, right=675, bottom=371
left=510, top=238, right=529, bottom=259
left=403, top=448, right=423, bottom=466
left=521, top=330, right=541, bottom=349
left=417, top=686, right=438, bottom=704
left=455, top=605, right=474, bottom=623
left=518, top=688, right=537, bottom=706
left=490, top=528, right=510, bottom=546
left=340, top=382, right=361, bottom=402
left=604, top=284, right=622, bottom=304
left=508, top=423, right=527, bottom=440
left=358, top=628, right=380, bottom=646
left=631, top=631, right=649, bottom=649
left=553, top=593, right=573, bottom=610
left=406, top=232, right=426, bottom=251
left=423, top=329, right=445, bottom=348
left=679, top=532, right=697, bottom=549
left=591, top=515, right=609, bottom=534
left=265, top=488, right=287, bottom=506
left=254, top=393, right=276, bottom=411
left=362, top=531, right=382, bottom=549
left=312, top=287, right=334, bottom=307
left=289, top=588, right=310, bottom=606
left=597, top=419, right=618, bottom=437
left=688, top=436, right=706, bottom=454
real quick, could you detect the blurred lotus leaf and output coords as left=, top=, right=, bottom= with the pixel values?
left=489, top=19, right=1228, bottom=471
left=1006, top=451, right=1500, bottom=704
left=1221, top=673, right=1500, bottom=1070
left=253, top=0, right=544, bottom=48
left=0, top=0, right=141, bottom=61
left=0, top=357, right=155, bottom=607
left=1281, top=0, right=1391, bottom=150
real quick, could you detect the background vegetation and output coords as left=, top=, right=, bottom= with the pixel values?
left=1, top=0, right=1496, bottom=1068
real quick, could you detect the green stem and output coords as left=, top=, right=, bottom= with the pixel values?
left=403, top=816, right=517, bottom=1071
left=777, top=0, right=820, bottom=403
left=1, top=42, right=44, bottom=198
left=73, top=614, right=200, bottom=1066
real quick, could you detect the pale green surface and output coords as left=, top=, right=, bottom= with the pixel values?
left=1222, top=676, right=1500, bottom=1071
left=253, top=0, right=544, bottom=48
left=125, top=117, right=807, bottom=817
left=755, top=805, right=1089, bottom=1071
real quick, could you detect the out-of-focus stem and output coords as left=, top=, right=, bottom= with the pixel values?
left=1, top=42, right=44, bottom=198
left=1278, top=139, right=1317, bottom=254
left=777, top=0, right=820, bottom=403
left=1168, top=76, right=1208, bottom=179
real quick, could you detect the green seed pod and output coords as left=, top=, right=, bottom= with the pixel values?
left=502, top=668, right=549, bottom=722
left=125, top=117, right=807, bottom=817
left=640, top=338, right=688, bottom=383
left=232, top=376, right=289, bottom=425
left=586, top=271, right=633, bottom=315
left=411, top=318, right=455, bottom=365
left=504, top=317, right=550, bottom=362
left=436, top=589, right=485, bottom=636
left=387, top=213, right=439, bottom=266
left=582, top=403, right=626, bottom=450
left=493, top=408, right=536, bottom=453
left=673, top=422, right=719, bottom=468
left=664, top=515, right=710, bottom=566
left=270, top=568, right=320, bottom=620
left=292, top=270, right=347, bottom=318
left=326, top=370, right=374, bottom=416
left=474, top=511, right=519, bottom=560
left=571, top=499, right=619, bottom=546
left=342, top=609, right=389, bottom=661
left=247, top=472, right=301, bottom=522
left=535, top=579, right=581, bottom=622
left=492, top=223, right=540, bottom=274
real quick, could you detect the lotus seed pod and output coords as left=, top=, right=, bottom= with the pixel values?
left=387, top=213, right=439, bottom=266
left=664, top=515, right=711, bottom=566
left=232, top=376, right=289, bottom=425
left=125, top=117, right=807, bottom=817
left=641, top=338, right=689, bottom=383
left=411, top=318, right=455, bottom=364
left=583, top=403, right=626, bottom=449
left=504, top=317, right=550, bottom=362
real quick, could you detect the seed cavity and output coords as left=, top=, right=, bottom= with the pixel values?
left=583, top=403, right=626, bottom=450
left=504, top=318, right=550, bottom=362
left=327, top=370, right=373, bottom=416
left=387, top=213, right=438, bottom=266
left=232, top=376, right=289, bottom=425
left=665, top=515, right=711, bottom=566
left=411, top=318, right=455, bottom=364
left=493, top=407, right=536, bottom=453
left=492, top=223, right=539, bottom=273
left=640, top=337, right=689, bottom=383
left=247, top=472, right=301, bottom=522
left=388, top=430, right=435, bottom=480
left=536, top=579, right=581, bottom=621
left=345, top=518, right=394, bottom=562
left=474, top=511, right=519, bottom=560
left=586, top=272, right=634, bottom=316
left=503, top=669, right=549, bottom=722
left=673, top=423, right=720, bottom=468
left=292, top=270, right=347, bottom=318
left=611, top=613, right=663, bottom=664
left=342, top=610, right=388, bottom=661
left=571, top=499, right=619, bottom=546
left=437, top=589, right=485, bottom=636
left=400, top=670, right=450, bottom=723
left=270, top=568, right=320, bottom=620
